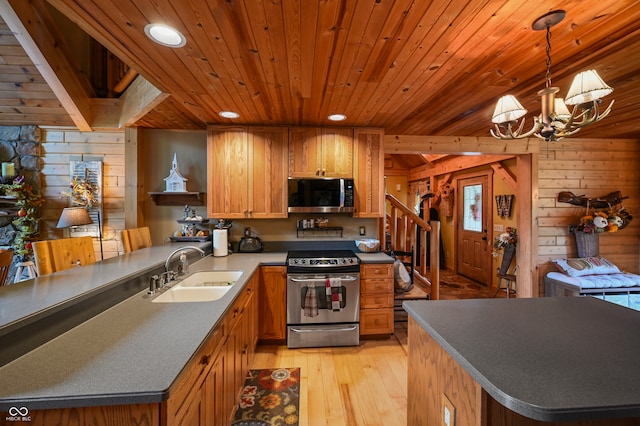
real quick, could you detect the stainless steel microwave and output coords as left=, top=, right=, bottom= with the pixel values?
left=287, top=178, right=354, bottom=213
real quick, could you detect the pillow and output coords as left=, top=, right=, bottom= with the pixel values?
left=552, top=257, right=621, bottom=277
left=394, top=259, right=413, bottom=292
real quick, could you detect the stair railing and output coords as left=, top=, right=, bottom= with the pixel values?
left=385, top=194, right=441, bottom=300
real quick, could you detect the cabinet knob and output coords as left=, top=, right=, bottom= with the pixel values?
left=201, top=354, right=210, bottom=365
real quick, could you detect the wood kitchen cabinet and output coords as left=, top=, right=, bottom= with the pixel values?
left=165, top=274, right=257, bottom=425
left=289, top=127, right=353, bottom=178
left=360, top=263, right=394, bottom=337
left=353, top=128, right=385, bottom=218
left=258, top=266, right=287, bottom=341
left=207, top=126, right=288, bottom=218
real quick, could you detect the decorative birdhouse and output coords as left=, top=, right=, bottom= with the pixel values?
left=164, top=153, right=188, bottom=192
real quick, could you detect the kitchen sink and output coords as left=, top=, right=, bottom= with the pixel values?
left=178, top=270, right=243, bottom=287
left=152, top=286, right=232, bottom=303
left=152, top=270, right=242, bottom=303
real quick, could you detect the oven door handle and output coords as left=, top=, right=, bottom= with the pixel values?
left=289, top=326, right=358, bottom=333
left=289, top=275, right=358, bottom=283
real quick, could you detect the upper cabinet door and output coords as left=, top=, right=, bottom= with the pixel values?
left=288, top=127, right=353, bottom=178
left=248, top=127, right=288, bottom=218
left=353, top=128, right=385, bottom=218
left=208, top=126, right=288, bottom=219
left=288, top=127, right=322, bottom=178
left=321, top=128, right=353, bottom=178
left=207, top=126, right=249, bottom=219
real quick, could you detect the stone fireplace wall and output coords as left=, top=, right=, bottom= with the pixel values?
left=0, top=125, right=42, bottom=284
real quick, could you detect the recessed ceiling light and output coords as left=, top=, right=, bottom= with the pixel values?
left=328, top=113, right=347, bottom=121
left=219, top=111, right=240, bottom=119
left=144, top=24, right=186, bottom=48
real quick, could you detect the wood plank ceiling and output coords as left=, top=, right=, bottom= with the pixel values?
left=0, top=0, right=638, bottom=146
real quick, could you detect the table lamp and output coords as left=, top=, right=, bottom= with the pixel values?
left=56, top=207, right=103, bottom=260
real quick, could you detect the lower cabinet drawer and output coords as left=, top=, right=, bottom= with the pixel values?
left=361, top=278, right=393, bottom=294
left=361, top=293, right=393, bottom=309
left=360, top=308, right=393, bottom=335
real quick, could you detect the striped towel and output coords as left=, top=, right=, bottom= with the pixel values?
left=326, top=278, right=342, bottom=311
left=303, top=285, right=318, bottom=317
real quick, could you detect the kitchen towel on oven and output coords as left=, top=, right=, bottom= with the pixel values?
left=303, top=285, right=319, bottom=317
left=325, top=278, right=342, bottom=311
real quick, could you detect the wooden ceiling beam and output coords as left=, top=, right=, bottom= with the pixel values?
left=117, top=76, right=168, bottom=128
left=408, top=154, right=515, bottom=182
left=90, top=75, right=169, bottom=128
left=1, top=0, right=92, bottom=131
left=385, top=135, right=539, bottom=155
left=491, top=162, right=517, bottom=192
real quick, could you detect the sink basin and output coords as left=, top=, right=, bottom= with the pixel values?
left=152, top=286, right=232, bottom=303
left=178, top=270, right=243, bottom=287
left=151, top=270, right=242, bottom=303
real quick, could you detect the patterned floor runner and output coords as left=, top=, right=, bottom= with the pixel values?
left=232, top=368, right=300, bottom=426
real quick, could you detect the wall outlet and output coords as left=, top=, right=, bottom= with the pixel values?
left=442, top=394, right=455, bottom=426
left=494, top=224, right=504, bottom=232
left=359, top=226, right=366, bottom=235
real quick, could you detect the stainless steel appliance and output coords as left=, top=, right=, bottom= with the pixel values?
left=287, top=178, right=355, bottom=213
left=286, top=250, right=360, bottom=348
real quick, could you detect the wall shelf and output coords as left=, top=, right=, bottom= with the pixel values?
left=148, top=192, right=204, bottom=206
left=296, top=226, right=343, bottom=238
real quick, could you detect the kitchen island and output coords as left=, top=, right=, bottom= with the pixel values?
left=0, top=245, right=284, bottom=424
left=403, top=297, right=640, bottom=425
left=0, top=244, right=390, bottom=424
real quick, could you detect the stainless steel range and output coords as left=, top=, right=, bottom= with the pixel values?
left=286, top=250, right=361, bottom=348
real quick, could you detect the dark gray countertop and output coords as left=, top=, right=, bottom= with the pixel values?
left=0, top=251, right=285, bottom=410
left=0, top=246, right=390, bottom=410
left=403, top=297, right=640, bottom=422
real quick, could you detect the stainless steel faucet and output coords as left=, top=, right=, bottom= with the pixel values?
left=164, top=246, right=206, bottom=273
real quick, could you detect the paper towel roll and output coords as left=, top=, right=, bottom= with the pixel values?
left=213, top=229, right=228, bottom=257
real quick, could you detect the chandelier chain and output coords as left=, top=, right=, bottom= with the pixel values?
left=545, top=26, right=552, bottom=88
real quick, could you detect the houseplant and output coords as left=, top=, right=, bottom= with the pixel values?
left=1, top=176, right=43, bottom=260
left=573, top=208, right=633, bottom=257
left=492, top=227, right=517, bottom=257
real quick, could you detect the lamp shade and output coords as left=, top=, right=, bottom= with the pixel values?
left=554, top=98, right=572, bottom=119
left=491, top=95, right=528, bottom=124
left=565, top=70, right=613, bottom=105
left=56, top=207, right=93, bottom=229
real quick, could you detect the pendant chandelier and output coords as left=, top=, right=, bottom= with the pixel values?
left=490, top=10, right=614, bottom=142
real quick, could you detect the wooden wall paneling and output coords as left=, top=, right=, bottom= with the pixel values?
left=40, top=127, right=125, bottom=259
left=537, top=138, right=640, bottom=286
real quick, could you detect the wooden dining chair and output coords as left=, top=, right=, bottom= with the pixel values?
left=33, top=236, right=96, bottom=276
left=121, top=227, right=152, bottom=253
left=0, top=249, right=14, bottom=286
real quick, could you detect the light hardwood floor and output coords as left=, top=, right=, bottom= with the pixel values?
left=251, top=337, right=408, bottom=426
left=249, top=272, right=490, bottom=425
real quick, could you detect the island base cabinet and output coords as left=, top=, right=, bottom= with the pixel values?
left=408, top=317, right=640, bottom=426
left=4, top=404, right=160, bottom=426
left=13, top=277, right=258, bottom=426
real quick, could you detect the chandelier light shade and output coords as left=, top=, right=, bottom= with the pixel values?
left=565, top=70, right=614, bottom=105
left=490, top=10, right=614, bottom=142
left=56, top=207, right=93, bottom=229
left=491, top=95, right=528, bottom=124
